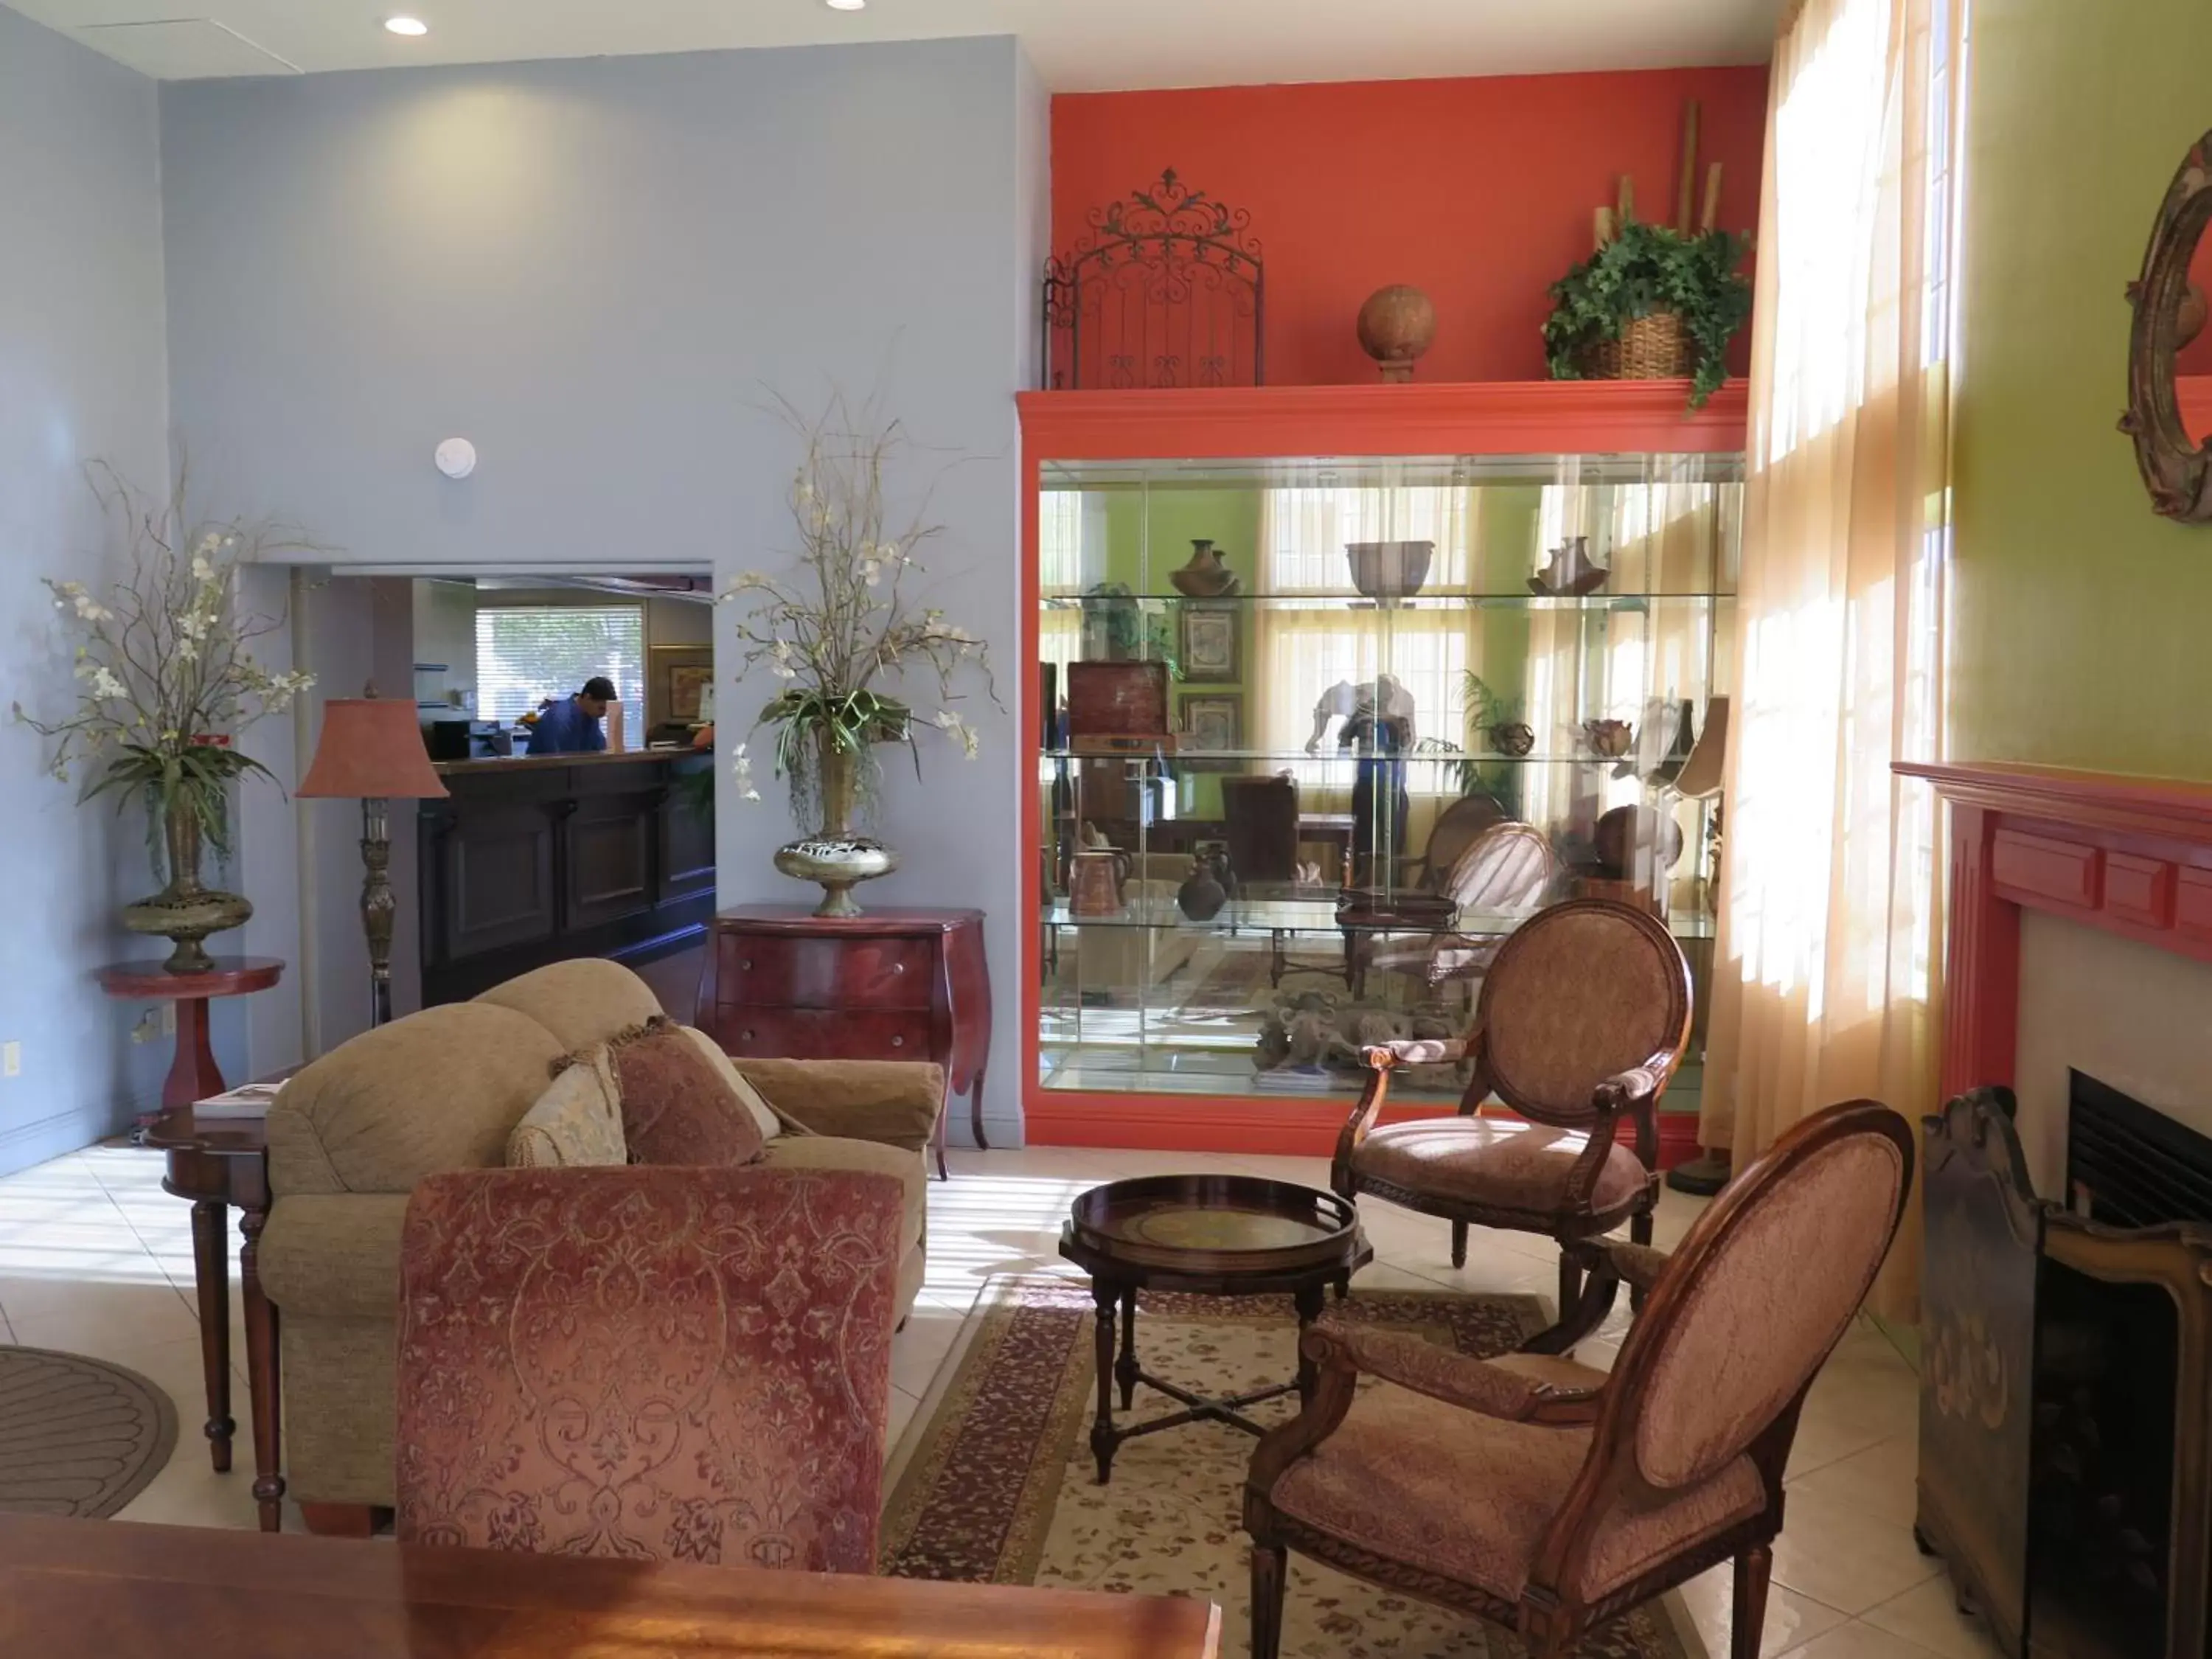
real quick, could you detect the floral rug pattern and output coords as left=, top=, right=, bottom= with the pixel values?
left=881, top=1277, right=1698, bottom=1659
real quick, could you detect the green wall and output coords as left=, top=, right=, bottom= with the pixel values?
left=1950, top=0, right=2212, bottom=776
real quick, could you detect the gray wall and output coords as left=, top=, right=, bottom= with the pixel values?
left=0, top=5, right=187, bottom=1173
left=160, top=37, right=1045, bottom=1144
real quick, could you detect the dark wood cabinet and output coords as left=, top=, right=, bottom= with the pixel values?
left=701, top=905, right=991, bottom=1180
left=419, top=751, right=714, bottom=1005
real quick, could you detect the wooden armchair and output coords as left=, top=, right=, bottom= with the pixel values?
left=1332, top=898, right=1691, bottom=1344
left=1250, top=1100, right=1916, bottom=1659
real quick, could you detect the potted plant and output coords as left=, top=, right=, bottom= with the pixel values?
left=723, top=392, right=997, bottom=917
left=1542, top=220, right=1752, bottom=408
left=15, top=465, right=316, bottom=972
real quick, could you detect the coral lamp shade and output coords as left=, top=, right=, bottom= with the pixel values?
left=296, top=698, right=450, bottom=800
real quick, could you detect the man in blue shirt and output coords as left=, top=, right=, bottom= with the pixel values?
left=526, top=676, right=614, bottom=755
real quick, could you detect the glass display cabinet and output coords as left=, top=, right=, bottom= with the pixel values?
left=1018, top=383, right=1747, bottom=1152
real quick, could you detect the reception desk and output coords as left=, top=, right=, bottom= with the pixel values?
left=417, top=748, right=714, bottom=1005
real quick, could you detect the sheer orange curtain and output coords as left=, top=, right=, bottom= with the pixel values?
left=1696, top=0, right=1965, bottom=1318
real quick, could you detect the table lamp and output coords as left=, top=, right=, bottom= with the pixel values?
left=297, top=689, right=450, bottom=1028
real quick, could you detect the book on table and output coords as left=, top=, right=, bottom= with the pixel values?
left=192, top=1081, right=285, bottom=1119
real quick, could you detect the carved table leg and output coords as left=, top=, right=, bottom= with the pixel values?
left=1115, top=1287, right=1139, bottom=1409
left=1089, top=1280, right=1119, bottom=1484
left=163, top=996, right=226, bottom=1113
left=188, top=1200, right=234, bottom=1472
left=968, top=1068, right=990, bottom=1154
left=930, top=1084, right=950, bottom=1183
left=240, top=1206, right=285, bottom=1532
left=1293, top=1282, right=1326, bottom=1405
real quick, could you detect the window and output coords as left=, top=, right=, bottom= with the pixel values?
left=475, top=605, right=646, bottom=733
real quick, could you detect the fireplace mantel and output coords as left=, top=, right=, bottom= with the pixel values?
left=1896, top=760, right=2212, bottom=1102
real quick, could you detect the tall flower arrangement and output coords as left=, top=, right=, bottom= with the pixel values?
left=722, top=392, right=995, bottom=833
left=15, top=464, right=315, bottom=895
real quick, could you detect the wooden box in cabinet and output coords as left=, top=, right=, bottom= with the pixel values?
left=700, top=905, right=991, bottom=1179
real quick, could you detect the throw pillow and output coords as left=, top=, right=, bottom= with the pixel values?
left=506, top=1060, right=627, bottom=1169
left=676, top=1026, right=787, bottom=1141
left=592, top=1017, right=767, bottom=1168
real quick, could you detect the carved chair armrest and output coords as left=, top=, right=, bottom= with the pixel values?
left=1590, top=1047, right=1680, bottom=1114
left=1316, top=1324, right=1601, bottom=1426
left=1360, top=1037, right=1471, bottom=1071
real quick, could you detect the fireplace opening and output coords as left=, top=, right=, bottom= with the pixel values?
left=2023, top=1071, right=2212, bottom=1659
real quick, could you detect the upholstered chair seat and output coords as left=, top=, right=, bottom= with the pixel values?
left=1332, top=898, right=1696, bottom=1349
left=1349, top=1117, right=1649, bottom=1218
left=1248, top=1099, right=1917, bottom=1659
left=1270, top=1381, right=1767, bottom=1604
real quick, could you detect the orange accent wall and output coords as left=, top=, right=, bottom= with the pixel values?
left=1051, top=68, right=1770, bottom=388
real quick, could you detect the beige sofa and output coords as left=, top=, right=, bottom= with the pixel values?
left=256, top=958, right=939, bottom=1521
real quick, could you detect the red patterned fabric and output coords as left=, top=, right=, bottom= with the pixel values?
left=606, top=1018, right=767, bottom=1167
left=395, top=1165, right=903, bottom=1571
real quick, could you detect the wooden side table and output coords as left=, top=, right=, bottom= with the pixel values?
left=140, top=1104, right=286, bottom=1532
left=700, top=905, right=991, bottom=1180
left=94, top=956, right=285, bottom=1121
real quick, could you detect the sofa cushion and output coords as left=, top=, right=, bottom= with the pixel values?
left=587, top=1017, right=766, bottom=1168
left=677, top=1026, right=782, bottom=1142
left=507, top=1062, right=628, bottom=1169
left=473, top=958, right=666, bottom=1051
left=757, top=1134, right=927, bottom=1263
left=269, top=1004, right=566, bottom=1197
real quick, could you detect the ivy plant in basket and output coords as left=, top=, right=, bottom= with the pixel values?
left=1542, top=220, right=1753, bottom=409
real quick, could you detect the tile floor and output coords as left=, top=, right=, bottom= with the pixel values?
left=0, top=1139, right=1997, bottom=1658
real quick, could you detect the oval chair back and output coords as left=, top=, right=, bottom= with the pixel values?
left=1472, top=898, right=1691, bottom=1130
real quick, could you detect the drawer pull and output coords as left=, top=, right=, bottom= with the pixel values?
left=740, top=958, right=754, bottom=971
left=890, top=1035, right=905, bottom=1048
left=740, top=1029, right=754, bottom=1043
left=892, top=961, right=906, bottom=974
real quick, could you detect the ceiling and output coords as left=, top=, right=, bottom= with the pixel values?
left=19, top=0, right=1782, bottom=90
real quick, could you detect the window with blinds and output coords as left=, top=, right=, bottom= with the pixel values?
left=475, top=605, right=646, bottom=730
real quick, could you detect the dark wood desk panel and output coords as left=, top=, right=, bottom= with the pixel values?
left=420, top=750, right=713, bottom=1004
left=0, top=1515, right=1221, bottom=1658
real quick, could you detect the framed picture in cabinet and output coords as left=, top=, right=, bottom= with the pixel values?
left=1178, top=602, right=1242, bottom=684
left=1178, top=692, right=1245, bottom=766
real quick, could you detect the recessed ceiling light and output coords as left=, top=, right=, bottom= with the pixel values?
left=824, top=0, right=866, bottom=10
left=383, top=15, right=428, bottom=35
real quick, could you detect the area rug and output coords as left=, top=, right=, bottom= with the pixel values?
left=0, top=1345, right=177, bottom=1518
left=881, top=1276, right=1700, bottom=1659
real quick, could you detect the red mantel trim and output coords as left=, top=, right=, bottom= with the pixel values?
left=1897, top=760, right=2212, bottom=1099
left=1016, top=379, right=1750, bottom=461
left=1894, top=760, right=2212, bottom=841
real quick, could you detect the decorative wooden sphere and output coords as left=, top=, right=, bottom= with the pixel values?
left=1356, top=285, right=1436, bottom=383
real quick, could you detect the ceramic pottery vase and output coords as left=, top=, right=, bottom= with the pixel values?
left=121, top=796, right=253, bottom=975
left=1487, top=720, right=1537, bottom=757
left=1070, top=849, right=1127, bottom=917
left=1346, top=540, right=1435, bottom=603
left=1582, top=718, right=1635, bottom=758
left=1529, top=535, right=1611, bottom=597
left=1169, top=539, right=1242, bottom=598
left=1176, top=854, right=1228, bottom=921
left=1355, top=285, right=1436, bottom=382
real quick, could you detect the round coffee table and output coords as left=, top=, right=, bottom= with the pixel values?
left=1057, top=1174, right=1372, bottom=1484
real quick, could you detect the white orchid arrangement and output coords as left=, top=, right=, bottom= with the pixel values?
left=721, top=391, right=995, bottom=828
left=15, top=463, right=316, bottom=866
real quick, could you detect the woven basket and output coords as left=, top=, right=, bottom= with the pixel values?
left=1581, top=310, right=1694, bottom=381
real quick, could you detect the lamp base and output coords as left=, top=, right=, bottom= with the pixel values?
left=1665, top=1150, right=1732, bottom=1197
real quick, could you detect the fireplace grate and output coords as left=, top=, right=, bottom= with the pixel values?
left=2066, top=1070, right=2212, bottom=1229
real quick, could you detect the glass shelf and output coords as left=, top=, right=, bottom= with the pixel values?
left=1042, top=591, right=1736, bottom=608
left=1045, top=748, right=1686, bottom=766
left=1042, top=897, right=1717, bottom=942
